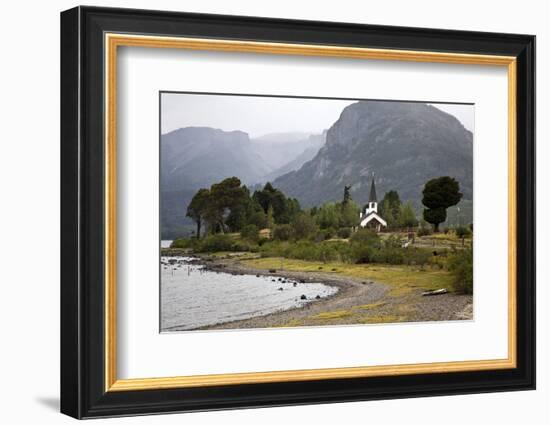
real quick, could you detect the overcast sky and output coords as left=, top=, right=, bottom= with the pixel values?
left=161, top=92, right=474, bottom=137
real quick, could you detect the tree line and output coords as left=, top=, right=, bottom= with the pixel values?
left=186, top=175, right=463, bottom=239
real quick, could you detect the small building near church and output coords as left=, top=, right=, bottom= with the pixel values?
left=359, top=176, right=387, bottom=232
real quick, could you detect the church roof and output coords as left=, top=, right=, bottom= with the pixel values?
left=360, top=212, right=387, bottom=227
left=369, top=177, right=377, bottom=202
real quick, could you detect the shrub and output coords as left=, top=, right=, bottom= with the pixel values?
left=350, top=243, right=375, bottom=264
left=350, top=228, right=381, bottom=247
left=259, top=240, right=290, bottom=258
left=319, top=241, right=353, bottom=263
left=197, top=234, right=234, bottom=252
left=404, top=248, right=431, bottom=266
left=257, top=237, right=270, bottom=246
left=372, top=247, right=405, bottom=265
left=170, top=238, right=196, bottom=249
left=448, top=248, right=473, bottom=294
left=417, top=226, right=432, bottom=237
left=315, top=228, right=336, bottom=242
left=337, top=227, right=352, bottom=239
left=289, top=240, right=320, bottom=261
left=231, top=239, right=259, bottom=253
left=240, top=224, right=259, bottom=242
left=455, top=225, right=472, bottom=239
left=291, top=213, right=318, bottom=240
left=383, top=234, right=402, bottom=249
left=273, top=224, right=293, bottom=241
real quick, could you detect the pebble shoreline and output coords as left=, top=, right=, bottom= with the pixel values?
left=165, top=255, right=473, bottom=331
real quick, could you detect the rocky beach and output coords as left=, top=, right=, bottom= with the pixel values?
left=161, top=250, right=473, bottom=331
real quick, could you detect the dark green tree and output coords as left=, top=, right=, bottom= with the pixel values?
left=378, top=190, right=401, bottom=228
left=240, top=224, right=260, bottom=242
left=340, top=200, right=360, bottom=228
left=204, top=177, right=248, bottom=233
left=186, top=188, right=211, bottom=239
left=273, top=224, right=294, bottom=241
left=225, top=187, right=263, bottom=232
left=342, top=185, right=352, bottom=205
left=316, top=203, right=340, bottom=229
left=421, top=176, right=463, bottom=232
left=398, top=202, right=418, bottom=229
left=338, top=185, right=359, bottom=228
left=252, top=182, right=300, bottom=224
left=291, top=212, right=318, bottom=240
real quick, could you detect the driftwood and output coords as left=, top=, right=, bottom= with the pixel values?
left=422, top=288, right=448, bottom=296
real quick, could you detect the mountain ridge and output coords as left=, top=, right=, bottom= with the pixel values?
left=272, top=100, right=473, bottom=207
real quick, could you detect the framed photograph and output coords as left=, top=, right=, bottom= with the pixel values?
left=60, top=6, right=535, bottom=419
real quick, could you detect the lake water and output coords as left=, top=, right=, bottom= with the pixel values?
left=161, top=240, right=173, bottom=248
left=160, top=256, right=338, bottom=331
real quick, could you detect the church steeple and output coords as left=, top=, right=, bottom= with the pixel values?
left=362, top=174, right=378, bottom=216
left=369, top=175, right=377, bottom=203
left=358, top=173, right=387, bottom=232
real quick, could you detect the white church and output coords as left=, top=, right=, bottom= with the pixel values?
left=359, top=176, right=387, bottom=232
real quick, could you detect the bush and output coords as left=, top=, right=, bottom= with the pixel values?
left=170, top=238, right=196, bottom=249
left=291, top=212, right=318, bottom=240
left=417, top=226, right=432, bottom=237
left=197, top=234, right=235, bottom=252
left=383, top=234, right=402, bottom=249
left=448, top=248, right=473, bottom=294
left=259, top=240, right=290, bottom=258
left=315, top=228, right=336, bottom=242
left=273, top=224, right=293, bottom=241
left=240, top=224, right=259, bottom=242
left=259, top=240, right=353, bottom=263
left=257, top=237, right=270, bottom=246
left=289, top=240, right=321, bottom=261
left=231, top=239, right=259, bottom=253
left=350, top=228, right=381, bottom=247
left=337, top=227, right=352, bottom=239
left=404, top=248, right=431, bottom=266
left=350, top=243, right=375, bottom=264
left=318, top=241, right=351, bottom=262
left=455, top=226, right=472, bottom=239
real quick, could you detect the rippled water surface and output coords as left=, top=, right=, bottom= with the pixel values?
left=160, top=256, right=338, bottom=331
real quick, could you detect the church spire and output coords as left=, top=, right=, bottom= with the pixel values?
left=369, top=174, right=377, bottom=203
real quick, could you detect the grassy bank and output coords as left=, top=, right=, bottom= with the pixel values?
left=242, top=257, right=454, bottom=297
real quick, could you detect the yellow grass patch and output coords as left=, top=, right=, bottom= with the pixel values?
left=310, top=310, right=353, bottom=320
left=353, top=301, right=386, bottom=310
left=242, top=257, right=453, bottom=296
left=358, top=315, right=402, bottom=324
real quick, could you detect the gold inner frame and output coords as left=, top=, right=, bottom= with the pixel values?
left=104, top=33, right=517, bottom=392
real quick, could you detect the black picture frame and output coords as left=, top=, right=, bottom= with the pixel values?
left=61, top=5, right=535, bottom=419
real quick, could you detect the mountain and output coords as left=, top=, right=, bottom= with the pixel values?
left=250, top=132, right=323, bottom=171
left=161, top=189, right=197, bottom=240
left=160, top=127, right=327, bottom=238
left=258, top=132, right=326, bottom=182
left=272, top=101, right=473, bottom=208
left=253, top=131, right=313, bottom=144
left=161, top=127, right=271, bottom=192
left=160, top=127, right=272, bottom=238
left=160, top=102, right=473, bottom=238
